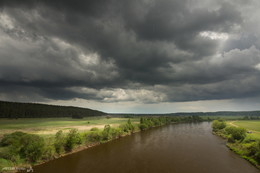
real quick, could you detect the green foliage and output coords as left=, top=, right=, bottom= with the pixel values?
left=19, top=134, right=45, bottom=162
left=243, top=116, right=260, bottom=120
left=42, top=144, right=56, bottom=160
left=65, top=129, right=82, bottom=152
left=139, top=123, right=148, bottom=131
left=90, top=127, right=99, bottom=131
left=118, top=119, right=134, bottom=134
left=0, top=158, right=14, bottom=171
left=212, top=120, right=226, bottom=132
left=138, top=117, right=177, bottom=131
left=86, top=131, right=102, bottom=142
left=110, top=127, right=123, bottom=138
left=224, top=126, right=246, bottom=141
left=0, top=132, right=45, bottom=162
left=0, top=147, right=21, bottom=163
left=54, top=130, right=66, bottom=154
left=102, top=125, right=112, bottom=141
left=253, top=140, right=260, bottom=162
left=0, top=131, right=27, bottom=147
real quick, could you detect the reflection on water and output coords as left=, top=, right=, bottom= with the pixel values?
left=34, top=122, right=259, bottom=173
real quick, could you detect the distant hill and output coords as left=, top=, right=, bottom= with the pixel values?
left=0, top=101, right=106, bottom=118
left=167, top=111, right=260, bottom=116
left=112, top=111, right=260, bottom=117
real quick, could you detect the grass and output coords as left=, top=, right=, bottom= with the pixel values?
left=232, top=120, right=260, bottom=131
left=227, top=120, right=260, bottom=139
left=0, top=117, right=140, bottom=137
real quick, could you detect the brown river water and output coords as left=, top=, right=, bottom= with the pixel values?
left=34, top=122, right=259, bottom=173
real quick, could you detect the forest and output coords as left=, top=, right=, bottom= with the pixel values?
left=0, top=101, right=105, bottom=118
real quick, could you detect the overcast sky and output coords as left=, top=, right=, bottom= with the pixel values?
left=0, top=0, right=260, bottom=113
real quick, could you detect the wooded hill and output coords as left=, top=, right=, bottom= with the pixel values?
left=0, top=101, right=106, bottom=118
left=113, top=111, right=260, bottom=117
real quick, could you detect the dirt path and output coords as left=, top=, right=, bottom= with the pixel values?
left=228, top=121, right=239, bottom=127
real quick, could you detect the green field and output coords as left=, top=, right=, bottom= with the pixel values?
left=0, top=117, right=140, bottom=137
left=228, top=120, right=260, bottom=139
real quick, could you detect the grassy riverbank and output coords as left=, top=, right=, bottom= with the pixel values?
left=0, top=116, right=203, bottom=172
left=212, top=120, right=260, bottom=169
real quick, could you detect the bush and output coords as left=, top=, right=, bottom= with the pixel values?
left=139, top=123, right=148, bottom=131
left=54, top=130, right=66, bottom=154
left=86, top=131, right=102, bottom=142
left=90, top=127, right=99, bottom=131
left=19, top=134, right=45, bottom=162
left=212, top=120, right=226, bottom=132
left=42, top=144, right=56, bottom=160
left=102, top=125, right=112, bottom=141
left=0, top=147, right=20, bottom=162
left=65, top=129, right=82, bottom=152
left=253, top=140, right=260, bottom=162
left=0, top=131, right=27, bottom=147
left=110, top=127, right=123, bottom=138
left=0, top=132, right=45, bottom=162
left=0, top=158, right=14, bottom=171
left=224, top=126, right=246, bottom=141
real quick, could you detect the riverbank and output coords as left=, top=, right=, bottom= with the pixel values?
left=212, top=120, right=260, bottom=169
left=0, top=116, right=203, bottom=172
left=34, top=122, right=259, bottom=173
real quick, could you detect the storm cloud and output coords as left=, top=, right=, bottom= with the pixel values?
left=0, top=0, right=260, bottom=110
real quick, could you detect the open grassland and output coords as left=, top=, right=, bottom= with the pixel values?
left=228, top=120, right=260, bottom=139
left=0, top=117, right=140, bottom=137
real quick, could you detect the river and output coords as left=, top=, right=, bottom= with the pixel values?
left=34, top=122, right=259, bottom=173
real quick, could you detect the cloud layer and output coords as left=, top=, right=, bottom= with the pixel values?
left=0, top=0, right=260, bottom=109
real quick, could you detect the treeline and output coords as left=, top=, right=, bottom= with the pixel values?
left=0, top=101, right=105, bottom=118
left=242, top=116, right=260, bottom=120
left=115, top=111, right=260, bottom=117
left=0, top=116, right=204, bottom=169
left=212, top=120, right=260, bottom=168
left=171, top=111, right=260, bottom=117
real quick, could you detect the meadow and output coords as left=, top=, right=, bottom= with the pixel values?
left=228, top=120, right=260, bottom=139
left=0, top=117, right=140, bottom=137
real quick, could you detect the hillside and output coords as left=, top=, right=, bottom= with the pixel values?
left=113, top=111, right=260, bottom=117
left=0, top=101, right=106, bottom=118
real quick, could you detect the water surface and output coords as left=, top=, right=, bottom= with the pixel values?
left=34, top=122, right=259, bottom=173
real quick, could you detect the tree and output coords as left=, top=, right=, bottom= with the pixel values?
left=224, top=126, right=246, bottom=141
left=65, top=129, right=82, bottom=152
left=212, top=120, right=226, bottom=132
left=19, top=134, right=45, bottom=162
left=102, top=125, right=112, bottom=141
left=54, top=130, right=66, bottom=154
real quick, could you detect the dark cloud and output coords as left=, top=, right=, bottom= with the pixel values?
left=0, top=0, right=260, bottom=104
